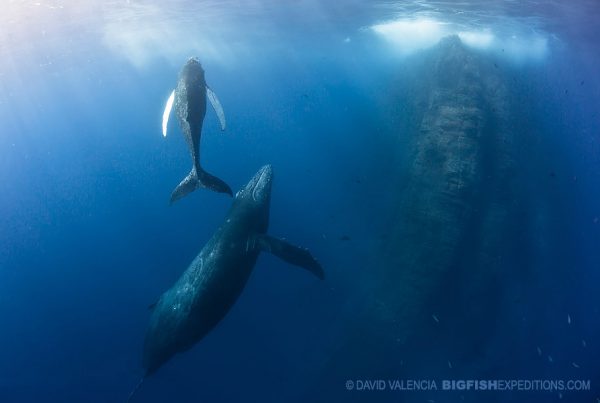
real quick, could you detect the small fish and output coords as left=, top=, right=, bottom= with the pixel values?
left=548, top=355, right=553, bottom=363
left=582, top=340, right=587, bottom=348
left=448, top=360, right=452, bottom=369
left=536, top=346, right=542, bottom=356
left=339, top=235, right=351, bottom=241
left=432, top=314, right=439, bottom=323
left=572, top=362, right=580, bottom=368
left=567, top=314, right=571, bottom=324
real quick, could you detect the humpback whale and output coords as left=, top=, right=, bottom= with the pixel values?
left=129, top=165, right=323, bottom=400
left=163, top=57, right=232, bottom=203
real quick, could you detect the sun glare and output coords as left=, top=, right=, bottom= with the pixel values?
left=371, top=17, right=549, bottom=62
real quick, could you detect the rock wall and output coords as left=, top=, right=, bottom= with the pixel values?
left=307, top=36, right=536, bottom=402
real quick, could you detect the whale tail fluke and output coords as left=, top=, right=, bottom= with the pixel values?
left=198, top=168, right=233, bottom=197
left=170, top=166, right=233, bottom=204
left=126, top=377, right=145, bottom=403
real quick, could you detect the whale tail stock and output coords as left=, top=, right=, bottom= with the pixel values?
left=126, top=376, right=145, bottom=403
left=170, top=166, right=233, bottom=204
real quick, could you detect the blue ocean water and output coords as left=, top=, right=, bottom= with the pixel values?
left=1, top=1, right=599, bottom=402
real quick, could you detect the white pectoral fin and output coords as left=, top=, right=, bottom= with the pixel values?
left=206, top=86, right=226, bottom=131
left=162, top=90, right=175, bottom=137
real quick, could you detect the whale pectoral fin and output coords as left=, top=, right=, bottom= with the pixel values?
left=206, top=85, right=226, bottom=131
left=162, top=90, right=175, bottom=137
left=257, top=234, right=324, bottom=279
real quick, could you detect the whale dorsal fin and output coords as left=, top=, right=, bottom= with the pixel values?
left=162, top=90, right=175, bottom=137
left=256, top=234, right=324, bottom=279
left=206, top=85, right=226, bottom=131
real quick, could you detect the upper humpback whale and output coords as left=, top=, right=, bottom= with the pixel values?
left=128, top=165, right=323, bottom=400
left=163, top=57, right=232, bottom=203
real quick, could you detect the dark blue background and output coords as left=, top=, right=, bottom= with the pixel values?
left=0, top=2, right=599, bottom=402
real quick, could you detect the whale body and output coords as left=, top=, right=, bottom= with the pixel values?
left=143, top=165, right=323, bottom=376
left=163, top=57, right=232, bottom=203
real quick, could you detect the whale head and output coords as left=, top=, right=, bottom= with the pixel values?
left=232, top=165, right=273, bottom=231
left=181, top=57, right=205, bottom=83
left=237, top=164, right=273, bottom=204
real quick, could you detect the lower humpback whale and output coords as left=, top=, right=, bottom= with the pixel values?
left=128, top=165, right=323, bottom=400
left=163, top=57, right=232, bottom=203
